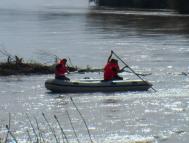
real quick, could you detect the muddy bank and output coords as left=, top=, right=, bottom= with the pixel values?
left=0, top=62, right=54, bottom=76
left=0, top=62, right=102, bottom=76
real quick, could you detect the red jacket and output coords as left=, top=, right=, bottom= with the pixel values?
left=104, top=62, right=112, bottom=80
left=111, top=63, right=120, bottom=77
left=55, top=62, right=68, bottom=77
left=104, top=62, right=120, bottom=80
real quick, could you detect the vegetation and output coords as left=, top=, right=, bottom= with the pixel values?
left=0, top=56, right=102, bottom=76
left=0, top=53, right=54, bottom=76
left=0, top=61, right=53, bottom=76
left=1, top=97, right=94, bottom=143
left=97, top=0, right=169, bottom=9
left=0, top=49, right=104, bottom=76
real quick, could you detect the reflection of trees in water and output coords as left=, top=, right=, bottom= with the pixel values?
left=86, top=12, right=189, bottom=35
left=97, top=0, right=169, bottom=9
left=170, top=0, right=189, bottom=14
left=97, top=0, right=189, bottom=14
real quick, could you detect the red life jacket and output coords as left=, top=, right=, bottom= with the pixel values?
left=104, top=62, right=120, bottom=80
left=104, top=62, right=113, bottom=80
left=55, top=63, right=68, bottom=77
left=111, top=63, right=120, bottom=77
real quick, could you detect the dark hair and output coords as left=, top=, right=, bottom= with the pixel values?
left=60, top=58, right=67, bottom=64
left=110, top=59, right=118, bottom=63
left=62, top=58, right=67, bottom=62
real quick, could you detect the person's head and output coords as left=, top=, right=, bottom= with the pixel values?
left=110, top=59, right=118, bottom=64
left=60, top=58, right=67, bottom=64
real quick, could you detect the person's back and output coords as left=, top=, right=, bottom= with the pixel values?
left=55, top=63, right=67, bottom=76
left=111, top=59, right=120, bottom=77
left=104, top=62, right=114, bottom=80
left=103, top=53, right=123, bottom=81
left=55, top=59, right=70, bottom=80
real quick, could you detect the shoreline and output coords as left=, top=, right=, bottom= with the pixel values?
left=0, top=61, right=102, bottom=76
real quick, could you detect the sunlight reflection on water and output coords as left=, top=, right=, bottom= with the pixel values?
left=0, top=2, right=189, bottom=142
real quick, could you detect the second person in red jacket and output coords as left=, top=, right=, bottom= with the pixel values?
left=104, top=52, right=123, bottom=81
left=55, top=58, right=70, bottom=81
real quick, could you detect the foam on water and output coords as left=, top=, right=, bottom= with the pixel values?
left=101, top=135, right=156, bottom=143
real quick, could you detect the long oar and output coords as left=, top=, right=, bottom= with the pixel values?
left=111, top=50, right=157, bottom=92
left=68, top=57, right=75, bottom=68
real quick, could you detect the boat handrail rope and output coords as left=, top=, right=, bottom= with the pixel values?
left=111, top=50, right=157, bottom=92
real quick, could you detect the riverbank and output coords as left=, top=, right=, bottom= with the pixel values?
left=0, top=62, right=54, bottom=76
left=0, top=61, right=102, bottom=76
left=95, top=0, right=189, bottom=14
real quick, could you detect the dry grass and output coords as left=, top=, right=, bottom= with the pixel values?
left=0, top=59, right=101, bottom=76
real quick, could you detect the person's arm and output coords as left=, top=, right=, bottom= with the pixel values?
left=107, top=51, right=113, bottom=63
left=65, top=64, right=69, bottom=74
left=119, top=65, right=128, bottom=73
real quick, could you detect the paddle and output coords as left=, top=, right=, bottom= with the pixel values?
left=111, top=50, right=157, bottom=92
left=122, top=68, right=152, bottom=76
left=68, top=57, right=75, bottom=68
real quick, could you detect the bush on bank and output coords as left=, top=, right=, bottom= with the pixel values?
left=0, top=56, right=102, bottom=76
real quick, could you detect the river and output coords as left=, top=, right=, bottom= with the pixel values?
left=0, top=0, right=189, bottom=143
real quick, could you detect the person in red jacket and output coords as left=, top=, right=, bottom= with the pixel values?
left=104, top=52, right=123, bottom=81
left=55, top=58, right=70, bottom=80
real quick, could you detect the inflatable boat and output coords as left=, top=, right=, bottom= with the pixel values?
left=45, top=79, right=152, bottom=93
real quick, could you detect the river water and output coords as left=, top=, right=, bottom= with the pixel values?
left=0, top=0, right=189, bottom=143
